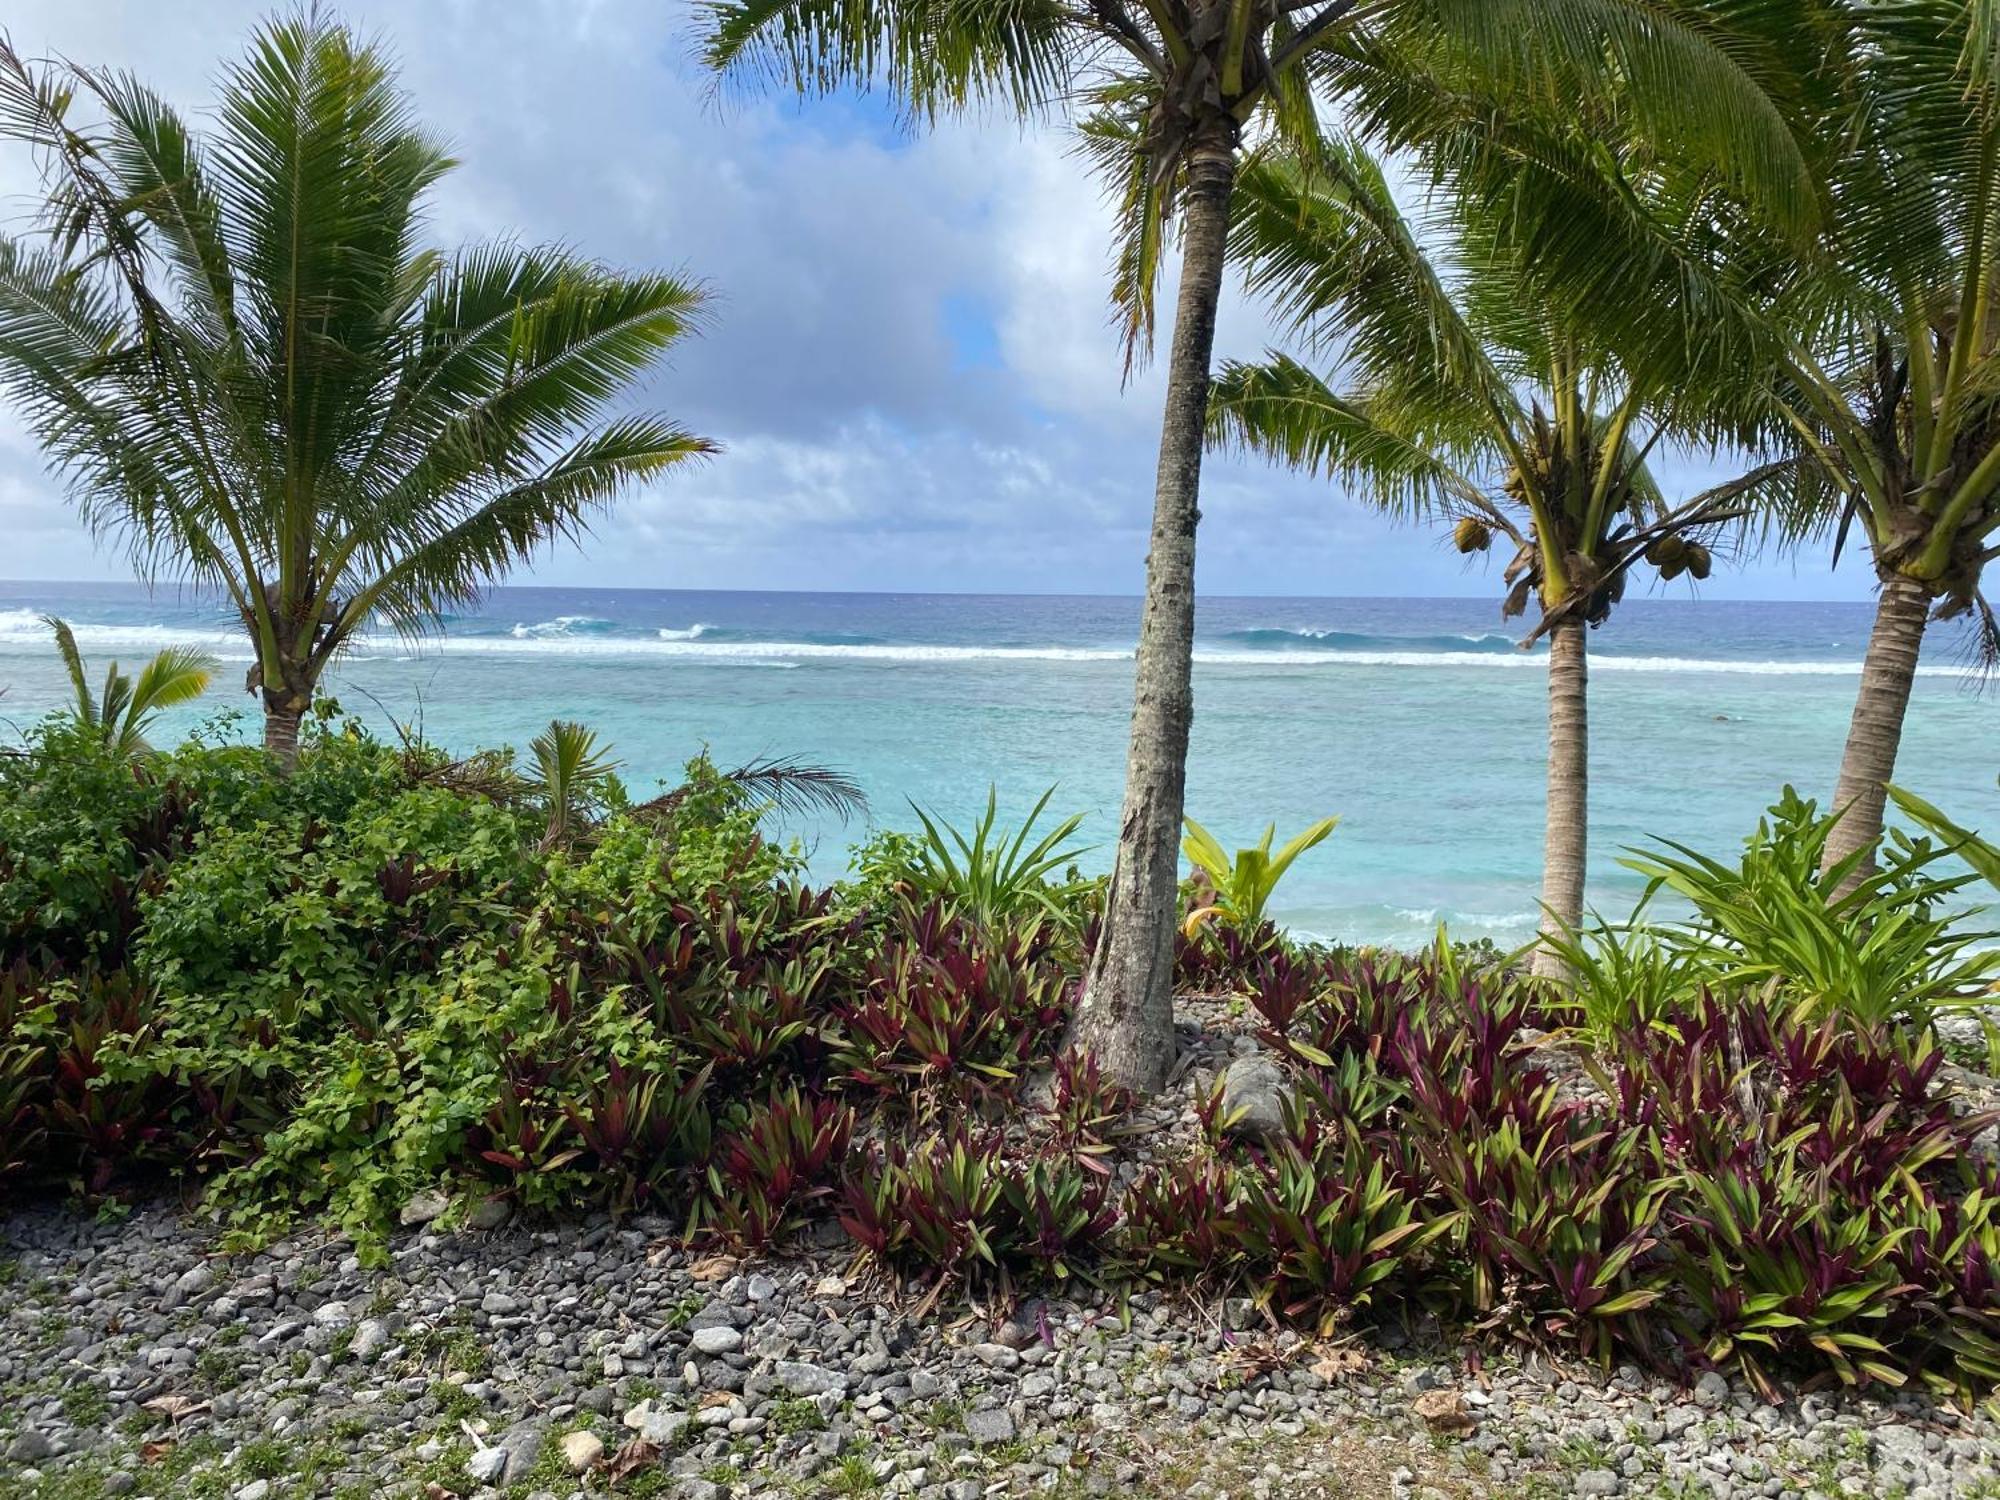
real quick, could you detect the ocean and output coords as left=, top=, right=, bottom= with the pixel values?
left=2, top=581, right=1994, bottom=947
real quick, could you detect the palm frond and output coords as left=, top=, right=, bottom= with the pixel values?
left=718, top=757, right=868, bottom=822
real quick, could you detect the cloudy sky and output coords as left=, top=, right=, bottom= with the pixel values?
left=0, top=0, right=1865, bottom=600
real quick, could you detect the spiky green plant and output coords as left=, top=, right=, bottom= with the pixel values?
left=1181, top=814, right=1336, bottom=938
left=526, top=720, right=625, bottom=851
left=904, top=786, right=1089, bottom=930
left=43, top=615, right=215, bottom=761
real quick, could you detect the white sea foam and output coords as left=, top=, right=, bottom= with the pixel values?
left=0, top=607, right=1962, bottom=676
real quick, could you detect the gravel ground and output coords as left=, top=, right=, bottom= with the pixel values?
left=3, top=1195, right=1997, bottom=1500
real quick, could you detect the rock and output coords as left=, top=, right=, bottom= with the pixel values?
left=771, top=1360, right=846, bottom=1397
left=399, top=1189, right=450, bottom=1227
left=678, top=1481, right=723, bottom=1500
left=7, top=1430, right=52, bottom=1463
left=163, top=1264, right=214, bottom=1310
left=691, top=1325, right=744, bottom=1355
left=1693, top=1372, right=1730, bottom=1408
left=970, top=1342, right=1021, bottom=1370
left=311, top=1299, right=353, bottom=1327
left=499, top=1421, right=547, bottom=1482
left=1412, top=1389, right=1476, bottom=1436
left=467, top=1446, right=509, bottom=1484
left=560, top=1430, right=604, bottom=1472
left=1219, top=1054, right=1291, bottom=1138
left=1573, top=1470, right=1621, bottom=1497
left=642, top=1409, right=692, bottom=1447
left=482, top=1290, right=521, bottom=1315
left=467, top=1196, right=514, bottom=1231
left=964, top=1408, right=1017, bottom=1446
left=350, top=1318, right=392, bottom=1360
left=235, top=1482, right=270, bottom=1500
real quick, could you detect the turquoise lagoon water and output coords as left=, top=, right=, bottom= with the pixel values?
left=2, top=582, right=1994, bottom=947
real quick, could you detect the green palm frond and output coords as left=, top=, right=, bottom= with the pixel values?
left=1208, top=354, right=1506, bottom=532
left=527, top=719, right=624, bottom=850
left=40, top=614, right=214, bottom=759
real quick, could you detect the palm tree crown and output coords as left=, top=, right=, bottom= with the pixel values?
left=0, top=16, right=713, bottom=760
left=1210, top=137, right=1805, bottom=957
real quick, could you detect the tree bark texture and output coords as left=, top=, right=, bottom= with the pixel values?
left=1533, top=614, right=1589, bottom=979
left=1067, top=118, right=1239, bottom=1095
left=1822, top=571, right=1931, bottom=884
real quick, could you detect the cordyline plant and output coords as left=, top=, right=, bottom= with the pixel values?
left=0, top=17, right=712, bottom=763
left=699, top=0, right=1814, bottom=1093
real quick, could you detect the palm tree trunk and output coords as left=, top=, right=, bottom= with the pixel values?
left=1533, top=614, right=1589, bottom=979
left=263, top=701, right=302, bottom=768
left=1067, top=117, right=1238, bottom=1095
left=1822, top=571, right=1931, bottom=883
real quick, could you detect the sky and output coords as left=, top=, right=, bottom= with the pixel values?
left=0, top=0, right=1869, bottom=601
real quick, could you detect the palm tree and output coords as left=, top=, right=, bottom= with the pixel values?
left=43, top=615, right=216, bottom=761
left=0, top=17, right=713, bottom=765
left=1765, top=3, right=2000, bottom=879
left=1473, top=2, right=2000, bottom=881
left=698, top=0, right=1816, bottom=1092
left=1211, top=144, right=1803, bottom=967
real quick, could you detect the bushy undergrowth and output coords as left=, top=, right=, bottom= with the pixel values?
left=4, top=724, right=1999, bottom=1403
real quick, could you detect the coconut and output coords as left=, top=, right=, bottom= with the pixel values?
left=1646, top=534, right=1689, bottom=568
left=1686, top=542, right=1713, bottom=580
left=1453, top=517, right=1493, bottom=554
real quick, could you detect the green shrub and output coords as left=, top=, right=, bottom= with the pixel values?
left=1622, top=787, right=1998, bottom=1028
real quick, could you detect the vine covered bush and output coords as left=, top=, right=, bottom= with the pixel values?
left=4, top=720, right=2000, bottom=1403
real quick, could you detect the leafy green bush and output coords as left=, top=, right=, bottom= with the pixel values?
left=1622, top=787, right=1997, bottom=1028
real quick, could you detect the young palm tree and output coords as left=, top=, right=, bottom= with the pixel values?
left=0, top=18, right=712, bottom=765
left=1210, top=145, right=1802, bottom=967
left=698, top=0, right=1815, bottom=1091
left=43, top=615, right=217, bottom=761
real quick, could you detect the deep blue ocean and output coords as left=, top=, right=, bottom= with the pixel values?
left=3, top=582, right=1993, bottom=946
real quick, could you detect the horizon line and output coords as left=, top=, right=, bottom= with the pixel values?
left=0, top=577, right=1882, bottom=608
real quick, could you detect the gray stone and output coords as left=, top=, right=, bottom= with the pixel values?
left=1693, top=1372, right=1730, bottom=1408
left=399, top=1189, right=451, bottom=1227
left=771, top=1360, right=846, bottom=1397
left=499, top=1421, right=547, bottom=1482
left=1573, top=1471, right=1621, bottom=1497
left=1219, top=1053, right=1291, bottom=1138
left=691, top=1325, right=744, bottom=1356
left=350, top=1318, right=392, bottom=1360
left=163, top=1264, right=214, bottom=1310
left=7, top=1431, right=52, bottom=1463
left=964, top=1408, right=1017, bottom=1446
left=642, top=1410, right=692, bottom=1447
left=466, top=1447, right=509, bottom=1484
left=678, top=1481, right=723, bottom=1500
left=467, top=1196, right=513, bottom=1231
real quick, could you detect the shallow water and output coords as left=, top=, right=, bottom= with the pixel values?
left=3, top=583, right=1994, bottom=946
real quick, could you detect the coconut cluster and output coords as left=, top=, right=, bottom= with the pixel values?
left=1646, top=534, right=1713, bottom=581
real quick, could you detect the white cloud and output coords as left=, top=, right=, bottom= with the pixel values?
left=0, top=0, right=1870, bottom=601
